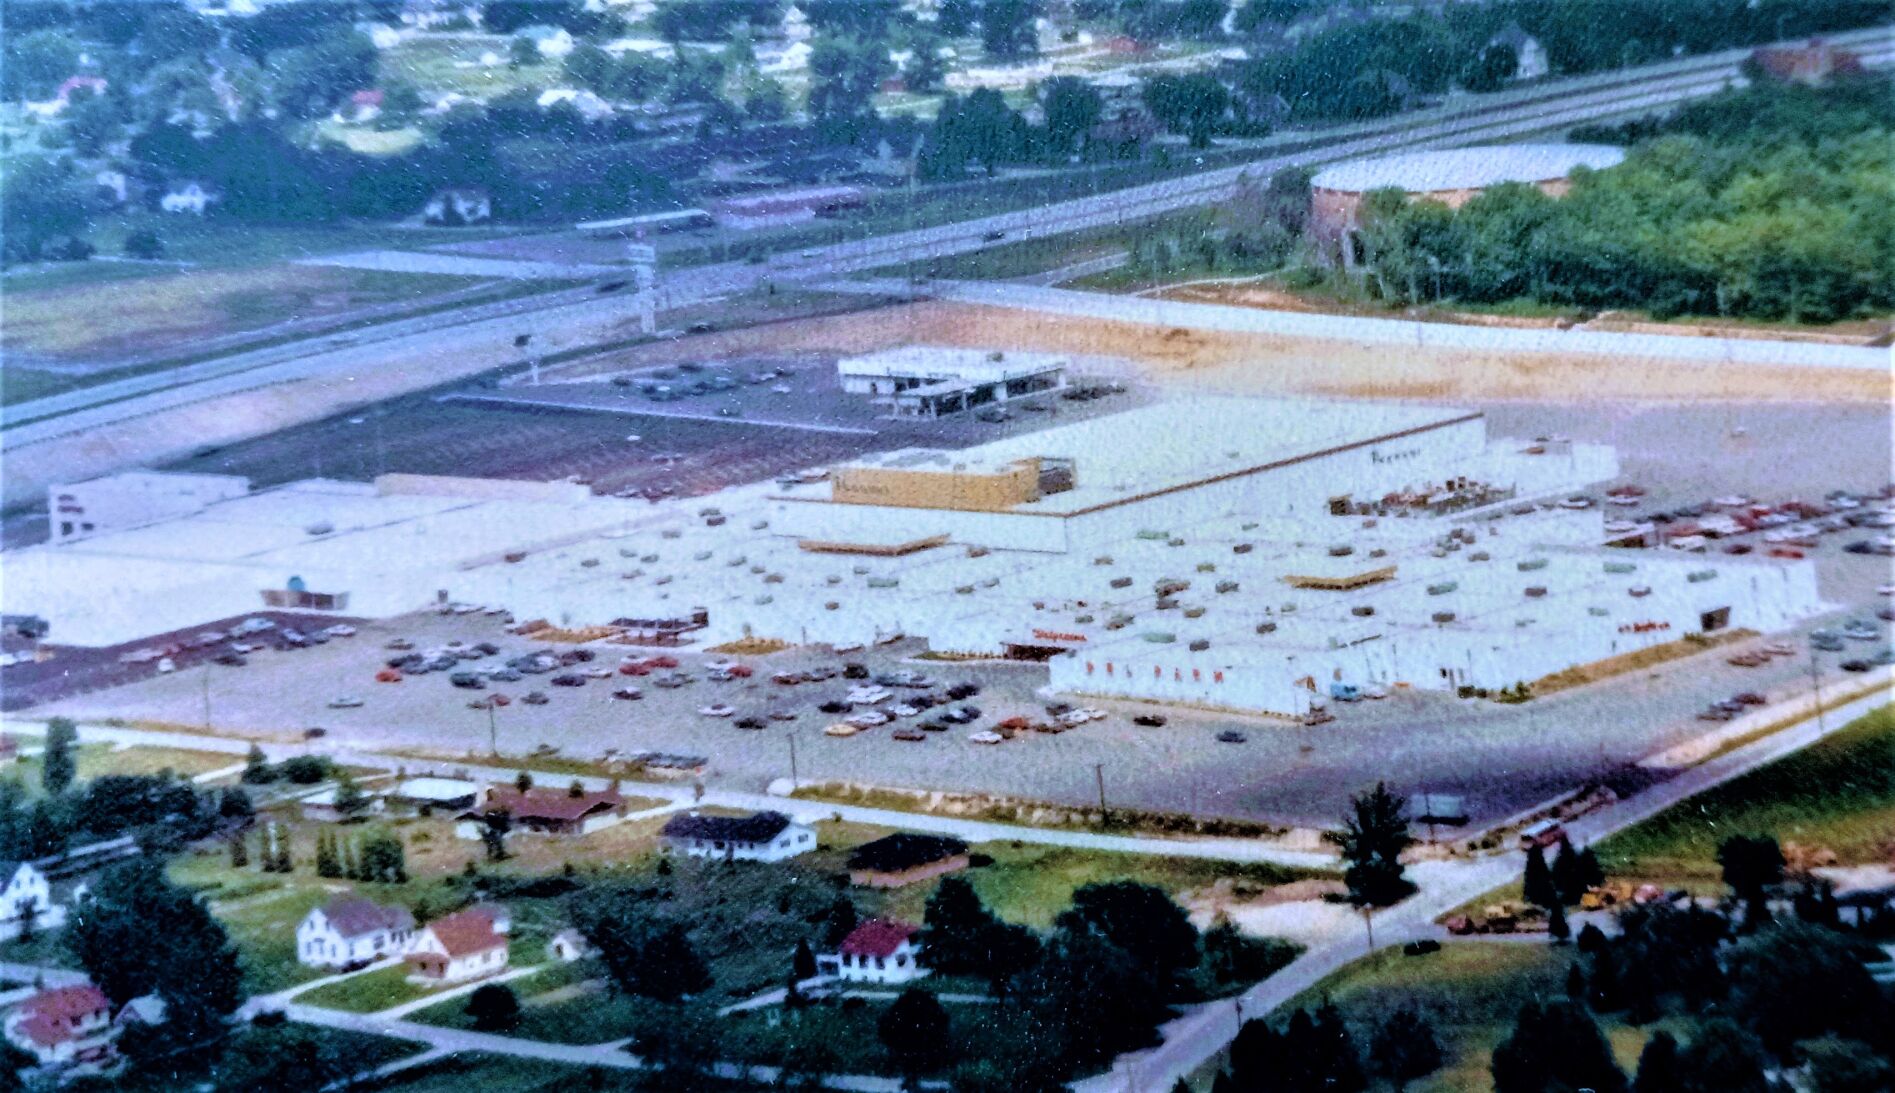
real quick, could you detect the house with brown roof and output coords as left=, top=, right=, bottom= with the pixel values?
left=846, top=833, right=969, bottom=888
left=405, top=908, right=509, bottom=984
left=660, top=810, right=816, bottom=862
left=454, top=784, right=630, bottom=839
left=818, top=919, right=927, bottom=985
left=297, top=896, right=416, bottom=969
left=3, top=984, right=117, bottom=1071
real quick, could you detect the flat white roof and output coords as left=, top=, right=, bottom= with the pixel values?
left=1312, top=144, right=1626, bottom=195
left=839, top=346, right=1069, bottom=383
left=825, top=397, right=1480, bottom=515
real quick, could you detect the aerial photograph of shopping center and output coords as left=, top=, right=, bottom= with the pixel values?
left=0, top=1, right=1891, bottom=1091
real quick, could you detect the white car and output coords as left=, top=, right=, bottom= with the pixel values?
left=584, top=667, right=614, bottom=679
left=968, top=731, right=1003, bottom=745
left=325, top=624, right=357, bottom=638
left=327, top=696, right=365, bottom=709
left=848, top=687, right=892, bottom=706
left=1080, top=708, right=1106, bottom=722
left=1361, top=684, right=1389, bottom=700
left=451, top=603, right=482, bottom=615
left=157, top=657, right=177, bottom=674
left=1556, top=497, right=1593, bottom=510
left=890, top=704, right=919, bottom=718
left=1606, top=494, right=1640, bottom=506
left=697, top=704, right=736, bottom=718
left=1059, top=711, right=1090, bottom=727
left=849, top=711, right=891, bottom=728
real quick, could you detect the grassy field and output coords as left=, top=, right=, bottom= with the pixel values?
left=1276, top=943, right=1653, bottom=1093
left=381, top=35, right=552, bottom=100
left=108, top=1025, right=425, bottom=1093
left=1596, top=705, right=1895, bottom=885
left=9, top=744, right=238, bottom=794
left=295, top=963, right=440, bottom=1013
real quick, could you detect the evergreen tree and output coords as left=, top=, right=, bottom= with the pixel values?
left=1632, top=1030, right=1683, bottom=1093
left=1054, top=881, right=1200, bottom=991
left=878, top=986, right=950, bottom=1078
left=1716, top=834, right=1784, bottom=915
left=1800, top=1037, right=1895, bottom=1093
left=1548, top=900, right=1571, bottom=943
left=1524, top=842, right=1558, bottom=909
left=1491, top=1001, right=1625, bottom=1093
left=314, top=832, right=336, bottom=878
left=41, top=718, right=77, bottom=796
left=1576, top=922, right=1609, bottom=955
left=514, top=770, right=533, bottom=793
left=792, top=937, right=817, bottom=981
left=1677, top=1019, right=1770, bottom=1093
left=465, top=983, right=521, bottom=1032
left=229, top=834, right=248, bottom=869
left=241, top=743, right=275, bottom=784
left=1565, top=962, right=1587, bottom=1002
left=1228, top=1018, right=1283, bottom=1087
left=1370, top=1006, right=1444, bottom=1091
left=824, top=895, right=858, bottom=947
left=361, top=828, right=407, bottom=883
left=568, top=779, right=585, bottom=798
left=479, top=809, right=511, bottom=862
left=1554, top=836, right=1605, bottom=905
left=332, top=770, right=367, bottom=821
left=1311, top=1000, right=1367, bottom=1092
left=1325, top=782, right=1416, bottom=907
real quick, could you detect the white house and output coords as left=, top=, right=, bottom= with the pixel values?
left=818, top=919, right=928, bottom=985
left=547, top=928, right=591, bottom=963
left=159, top=182, right=218, bottom=215
left=0, top=862, right=51, bottom=922
left=3, top=985, right=117, bottom=1071
left=519, top=25, right=576, bottom=58
left=296, top=897, right=416, bottom=969
left=659, top=810, right=816, bottom=862
left=405, top=907, right=509, bottom=984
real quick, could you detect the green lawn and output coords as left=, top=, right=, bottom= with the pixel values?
left=1597, top=704, right=1895, bottom=884
left=108, top=1025, right=425, bottom=1093
left=295, top=964, right=438, bottom=1013
left=1279, top=943, right=1652, bottom=1093
left=408, top=969, right=641, bottom=1044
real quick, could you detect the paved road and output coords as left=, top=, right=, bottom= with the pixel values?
left=1077, top=680, right=1895, bottom=1092
left=6, top=24, right=1885, bottom=464
left=830, top=279, right=1894, bottom=371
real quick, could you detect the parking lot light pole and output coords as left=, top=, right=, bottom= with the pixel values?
left=201, top=664, right=212, bottom=731
left=487, top=702, right=498, bottom=758
left=787, top=732, right=799, bottom=789
left=1808, top=645, right=1825, bottom=734
left=1094, top=763, right=1107, bottom=811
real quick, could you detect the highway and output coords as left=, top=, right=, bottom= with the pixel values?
left=3, top=24, right=1888, bottom=456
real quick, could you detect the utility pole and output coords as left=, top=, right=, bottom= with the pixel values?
left=787, top=732, right=800, bottom=789
left=201, top=663, right=212, bottom=731
left=1094, top=763, right=1107, bottom=811
left=487, top=701, right=498, bottom=758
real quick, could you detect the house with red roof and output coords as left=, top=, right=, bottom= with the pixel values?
left=3, top=984, right=117, bottom=1071
left=405, top=907, right=509, bottom=984
left=818, top=919, right=928, bottom=985
left=297, top=896, right=416, bottom=969
left=454, top=784, right=630, bottom=839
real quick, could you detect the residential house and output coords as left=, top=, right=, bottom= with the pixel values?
left=159, top=182, right=218, bottom=215
left=296, top=897, right=416, bottom=969
left=453, top=784, right=631, bottom=840
left=846, top=834, right=968, bottom=888
left=547, top=929, right=591, bottom=963
left=111, top=996, right=166, bottom=1032
left=422, top=186, right=493, bottom=226
left=518, top=25, right=576, bottom=58
left=818, top=919, right=927, bottom=984
left=1488, top=22, right=1548, bottom=81
left=660, top=810, right=816, bottom=862
left=3, top=985, right=117, bottom=1071
left=405, top=908, right=509, bottom=984
left=0, top=862, right=51, bottom=922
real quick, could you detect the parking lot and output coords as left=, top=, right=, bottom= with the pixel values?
left=29, top=553, right=1888, bottom=830
left=154, top=350, right=1145, bottom=510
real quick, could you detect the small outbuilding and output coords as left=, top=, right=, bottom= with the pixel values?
left=846, top=834, right=968, bottom=888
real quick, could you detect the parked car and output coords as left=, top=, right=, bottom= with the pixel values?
left=612, top=687, right=644, bottom=700
left=213, top=652, right=247, bottom=667
left=375, top=668, right=402, bottom=683
left=768, top=709, right=797, bottom=721
left=734, top=716, right=767, bottom=730
left=968, top=731, right=1004, bottom=745
left=1132, top=713, right=1168, bottom=727
left=450, top=672, right=485, bottom=689
left=842, top=662, right=869, bottom=679
left=892, top=727, right=927, bottom=742
left=1216, top=730, right=1248, bottom=744
left=327, top=696, right=364, bottom=709
left=521, top=691, right=550, bottom=705
left=818, top=700, right=850, bottom=714
left=551, top=674, right=587, bottom=687
left=824, top=722, right=860, bottom=737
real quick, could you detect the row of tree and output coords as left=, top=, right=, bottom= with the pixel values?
left=1352, top=78, right=1893, bottom=323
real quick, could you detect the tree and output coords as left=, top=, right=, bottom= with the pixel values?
left=1013, top=930, right=1172, bottom=1074
left=1054, top=881, right=1199, bottom=990
left=332, top=770, right=369, bottom=820
left=807, top=32, right=890, bottom=142
left=466, top=983, right=521, bottom=1031
left=879, top=986, right=951, bottom=1077
left=1523, top=843, right=1558, bottom=909
left=123, top=229, right=165, bottom=260
left=1552, top=836, right=1604, bottom=906
left=315, top=831, right=341, bottom=878
left=229, top=834, right=248, bottom=869
left=922, top=876, right=1010, bottom=975
left=824, top=895, right=859, bottom=947
left=479, top=808, right=511, bottom=862
left=1716, top=834, right=1784, bottom=911
left=3, top=30, right=82, bottom=101
left=792, top=937, right=817, bottom=980
left=241, top=744, right=275, bottom=784
left=1040, top=76, right=1102, bottom=157
left=1491, top=1001, right=1625, bottom=1093
left=903, top=30, right=947, bottom=93
left=1228, top=1018, right=1286, bottom=1087
left=508, top=35, right=542, bottom=69
left=1676, top=1019, right=1770, bottom=1093
left=267, top=30, right=378, bottom=119
left=514, top=770, right=534, bottom=793
left=981, top=0, right=1040, bottom=59
left=1632, top=1029, right=1683, bottom=1093
left=1326, top=782, right=1416, bottom=907
left=1726, top=920, right=1887, bottom=1056
left=41, top=717, right=77, bottom=795
left=1371, top=1007, right=1444, bottom=1091
left=1142, top=72, right=1229, bottom=147
left=1462, top=42, right=1518, bottom=92
left=938, top=0, right=978, bottom=37
left=212, top=1024, right=352, bottom=1093
left=1310, top=1001, right=1368, bottom=1092
left=572, top=889, right=713, bottom=1002
left=359, top=828, right=408, bottom=883
left=0, top=157, right=90, bottom=264
left=1800, top=1037, right=1894, bottom=1093
left=1547, top=900, right=1571, bottom=943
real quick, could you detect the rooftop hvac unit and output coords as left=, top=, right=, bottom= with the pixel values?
left=1525, top=586, right=1548, bottom=598
left=1329, top=545, right=1355, bottom=557
left=1281, top=603, right=1298, bottom=613
left=1427, top=581, right=1457, bottom=595
left=956, top=585, right=975, bottom=594
left=1370, top=548, right=1389, bottom=558
left=1169, top=538, right=1187, bottom=547
left=1351, top=605, right=1375, bottom=617
left=698, top=507, right=722, bottom=517
left=1106, top=614, right=1133, bottom=629
left=1075, top=614, right=1094, bottom=624
left=727, top=556, right=747, bottom=567
left=1518, top=557, right=1549, bottom=572
left=1094, top=555, right=1114, bottom=565
left=750, top=565, right=766, bottom=574
left=706, top=515, right=727, bottom=526
left=1233, top=543, right=1254, bottom=554
left=1588, top=606, right=1608, bottom=616
left=1687, top=569, right=1718, bottom=582
left=641, top=553, right=659, bottom=563
left=1189, top=639, right=1210, bottom=651
left=1468, top=551, right=1491, bottom=562
left=967, top=546, right=989, bottom=558
left=755, top=594, right=773, bottom=604
left=1183, top=607, right=1205, bottom=618
left=1110, top=576, right=1134, bottom=589
left=1604, top=561, right=1637, bottom=574
left=580, top=558, right=600, bottom=568
left=662, top=529, right=682, bottom=539
left=1142, top=632, right=1175, bottom=643
left=1156, top=597, right=1179, bottom=610
left=826, top=575, right=842, bottom=585
left=1629, top=585, right=1652, bottom=597
left=1196, top=562, right=1216, bottom=573
left=852, top=565, right=869, bottom=575
left=1216, top=580, right=1239, bottom=594
left=620, top=548, right=637, bottom=558
left=694, top=551, right=713, bottom=561
left=1432, top=611, right=1456, bottom=624
left=980, top=577, right=999, bottom=588
left=765, top=574, right=784, bottom=584
left=305, top=522, right=333, bottom=536
left=867, top=577, right=899, bottom=589
left=751, top=520, right=769, bottom=530
left=1256, top=621, right=1277, bottom=634
left=1136, top=529, right=1169, bottom=540
left=505, top=551, right=527, bottom=563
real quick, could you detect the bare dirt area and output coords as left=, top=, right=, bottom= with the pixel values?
left=604, top=299, right=1887, bottom=406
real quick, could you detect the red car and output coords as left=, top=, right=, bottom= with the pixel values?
left=619, top=662, right=651, bottom=676
left=375, top=668, right=403, bottom=683
left=647, top=654, right=680, bottom=669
